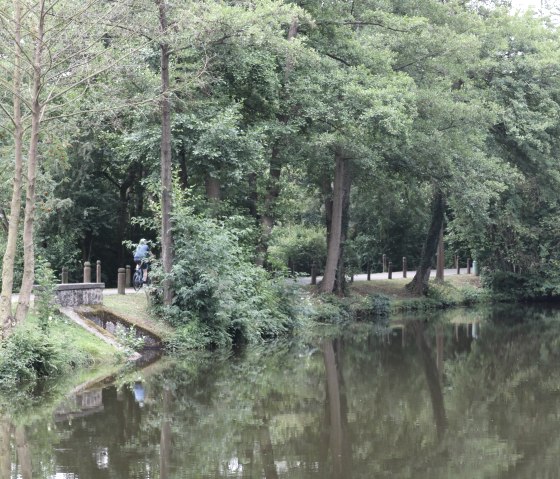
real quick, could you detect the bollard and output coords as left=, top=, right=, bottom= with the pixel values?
left=61, top=266, right=68, bottom=284
left=388, top=261, right=393, bottom=280
left=83, top=261, right=91, bottom=283
left=473, top=260, right=480, bottom=276
left=402, top=257, right=407, bottom=278
left=126, top=265, right=132, bottom=287
left=118, top=268, right=126, bottom=295
left=96, top=260, right=101, bottom=283
left=367, top=263, right=371, bottom=281
left=456, top=255, right=460, bottom=275
left=311, top=262, right=317, bottom=285
left=382, top=254, right=387, bottom=273
left=467, top=258, right=471, bottom=275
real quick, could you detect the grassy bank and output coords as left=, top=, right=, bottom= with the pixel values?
left=0, top=311, right=121, bottom=391
left=309, top=275, right=488, bottom=322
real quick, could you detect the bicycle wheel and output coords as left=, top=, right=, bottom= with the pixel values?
left=132, top=269, right=143, bottom=291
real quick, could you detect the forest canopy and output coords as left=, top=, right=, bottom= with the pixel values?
left=1, top=0, right=559, bottom=342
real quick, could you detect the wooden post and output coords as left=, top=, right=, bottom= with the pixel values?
left=311, top=262, right=317, bottom=285
left=367, top=262, right=371, bottom=281
left=456, top=255, right=460, bottom=275
left=118, top=268, right=126, bottom=295
left=96, top=260, right=101, bottom=283
left=388, top=261, right=393, bottom=279
left=83, top=261, right=91, bottom=283
left=126, top=265, right=132, bottom=287
left=61, top=266, right=68, bottom=284
left=402, top=256, right=407, bottom=278
left=467, top=258, right=471, bottom=274
left=382, top=254, right=387, bottom=273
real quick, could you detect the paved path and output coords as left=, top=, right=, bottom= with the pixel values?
left=296, top=268, right=463, bottom=285
left=11, top=268, right=469, bottom=301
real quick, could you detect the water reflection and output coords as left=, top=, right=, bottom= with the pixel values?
left=8, top=304, right=560, bottom=477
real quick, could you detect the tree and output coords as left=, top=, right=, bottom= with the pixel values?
left=0, top=0, right=153, bottom=332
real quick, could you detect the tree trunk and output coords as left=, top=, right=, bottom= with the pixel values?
left=322, top=174, right=333, bottom=247
left=321, top=154, right=346, bottom=293
left=178, top=141, right=189, bottom=190
left=256, top=18, right=298, bottom=267
left=15, top=0, right=46, bottom=324
left=334, top=162, right=352, bottom=296
left=205, top=174, right=221, bottom=201
left=157, top=0, right=174, bottom=307
left=256, top=145, right=282, bottom=266
left=406, top=189, right=445, bottom=295
left=0, top=0, right=24, bottom=337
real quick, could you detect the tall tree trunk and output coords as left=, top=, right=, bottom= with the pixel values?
left=205, top=175, right=221, bottom=201
left=322, top=174, right=333, bottom=246
left=157, top=0, right=174, bottom=306
left=117, top=187, right=127, bottom=267
left=334, top=162, right=352, bottom=296
left=15, top=0, right=46, bottom=324
left=178, top=141, right=188, bottom=190
left=321, top=154, right=346, bottom=293
left=406, top=189, right=445, bottom=295
left=256, top=145, right=282, bottom=266
left=0, top=0, right=24, bottom=337
left=256, top=17, right=298, bottom=266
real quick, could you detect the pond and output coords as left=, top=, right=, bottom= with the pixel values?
left=4, top=303, right=560, bottom=478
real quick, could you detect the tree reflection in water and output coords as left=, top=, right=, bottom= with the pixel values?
left=6, top=305, right=560, bottom=477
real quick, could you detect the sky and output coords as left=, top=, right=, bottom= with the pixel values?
left=511, top=0, right=551, bottom=11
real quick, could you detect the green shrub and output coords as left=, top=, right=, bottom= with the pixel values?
left=156, top=198, right=305, bottom=348
left=482, top=270, right=560, bottom=301
left=0, top=326, right=64, bottom=387
left=368, top=293, right=391, bottom=317
left=268, top=225, right=327, bottom=274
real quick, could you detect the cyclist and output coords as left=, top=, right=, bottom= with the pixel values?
left=133, top=239, right=150, bottom=283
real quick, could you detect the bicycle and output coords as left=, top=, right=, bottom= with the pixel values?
left=132, top=261, right=149, bottom=291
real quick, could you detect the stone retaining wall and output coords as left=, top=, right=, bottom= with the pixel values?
left=55, top=283, right=104, bottom=307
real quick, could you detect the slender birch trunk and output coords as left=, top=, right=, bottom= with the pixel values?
left=15, top=0, right=46, bottom=324
left=0, top=0, right=24, bottom=337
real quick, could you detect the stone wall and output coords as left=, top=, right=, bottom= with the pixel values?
left=55, top=283, right=104, bottom=307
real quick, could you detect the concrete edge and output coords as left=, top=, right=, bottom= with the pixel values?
left=59, top=307, right=141, bottom=361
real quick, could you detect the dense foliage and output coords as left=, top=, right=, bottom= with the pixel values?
left=2, top=0, right=560, bottom=341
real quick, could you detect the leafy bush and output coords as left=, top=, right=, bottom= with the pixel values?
left=0, top=324, right=84, bottom=389
left=268, top=225, right=327, bottom=274
left=157, top=198, right=305, bottom=348
left=482, top=269, right=560, bottom=301
left=368, top=293, right=391, bottom=317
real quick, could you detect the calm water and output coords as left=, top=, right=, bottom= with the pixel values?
left=4, top=304, right=560, bottom=478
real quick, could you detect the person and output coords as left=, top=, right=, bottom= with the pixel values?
left=133, top=239, right=150, bottom=283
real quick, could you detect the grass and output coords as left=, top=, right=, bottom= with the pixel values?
left=348, top=274, right=481, bottom=298
left=27, top=312, right=118, bottom=362
left=102, top=292, right=174, bottom=339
